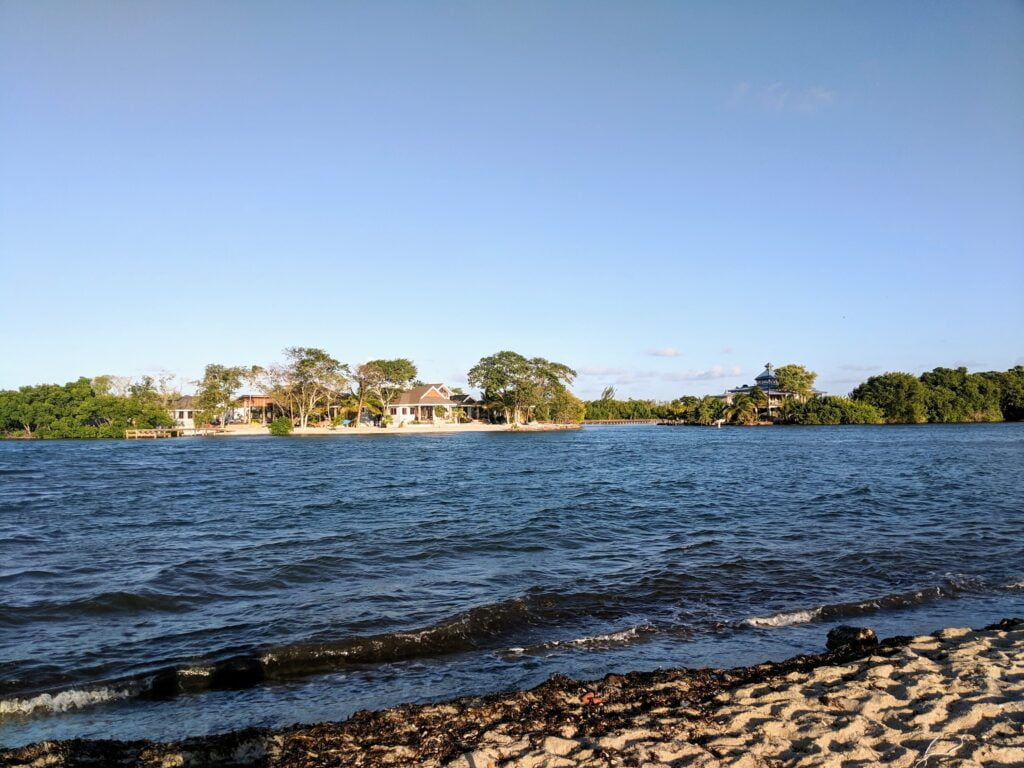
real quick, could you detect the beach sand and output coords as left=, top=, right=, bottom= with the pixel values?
left=218, top=423, right=581, bottom=437
left=4, top=619, right=1021, bottom=767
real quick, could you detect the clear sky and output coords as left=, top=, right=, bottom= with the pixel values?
left=2, top=1, right=1022, bottom=399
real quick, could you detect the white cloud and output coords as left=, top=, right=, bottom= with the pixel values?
left=647, top=347, right=682, bottom=357
left=731, top=82, right=836, bottom=113
left=662, top=365, right=742, bottom=382
left=798, top=86, right=836, bottom=112
left=763, top=81, right=788, bottom=112
left=579, top=365, right=740, bottom=384
left=578, top=366, right=630, bottom=377
left=839, top=363, right=878, bottom=372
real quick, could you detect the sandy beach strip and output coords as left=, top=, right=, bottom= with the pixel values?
left=4, top=619, right=1021, bottom=768
left=214, top=423, right=581, bottom=437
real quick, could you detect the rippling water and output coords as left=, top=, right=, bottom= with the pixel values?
left=1, top=424, right=1022, bottom=746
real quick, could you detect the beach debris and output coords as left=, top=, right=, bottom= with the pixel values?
left=580, top=691, right=605, bottom=706
left=826, top=624, right=878, bottom=652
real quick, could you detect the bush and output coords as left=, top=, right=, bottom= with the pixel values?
left=269, top=417, right=293, bottom=436
left=788, top=396, right=884, bottom=425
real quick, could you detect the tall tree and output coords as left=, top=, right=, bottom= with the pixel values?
left=468, top=351, right=577, bottom=424
left=265, top=348, right=349, bottom=429
left=774, top=364, right=817, bottom=401
left=351, top=362, right=385, bottom=428
left=367, top=359, right=418, bottom=426
left=243, top=365, right=267, bottom=423
left=851, top=372, right=927, bottom=423
left=193, top=364, right=245, bottom=427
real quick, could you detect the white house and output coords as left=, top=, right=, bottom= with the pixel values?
left=168, top=395, right=197, bottom=428
left=387, top=384, right=486, bottom=425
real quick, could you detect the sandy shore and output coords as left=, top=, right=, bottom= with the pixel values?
left=4, top=619, right=1021, bottom=767
left=216, top=423, right=581, bottom=437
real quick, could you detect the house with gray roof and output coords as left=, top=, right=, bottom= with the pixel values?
left=387, top=384, right=486, bottom=425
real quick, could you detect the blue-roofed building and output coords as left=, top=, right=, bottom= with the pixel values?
left=721, top=363, right=826, bottom=414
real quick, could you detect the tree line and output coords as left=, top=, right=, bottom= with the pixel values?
left=3, top=358, right=1022, bottom=438
left=585, top=365, right=1024, bottom=426
left=0, top=348, right=585, bottom=438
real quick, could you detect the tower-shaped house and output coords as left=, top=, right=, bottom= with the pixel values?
left=723, top=364, right=793, bottom=414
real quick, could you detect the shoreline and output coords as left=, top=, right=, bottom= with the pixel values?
left=215, top=422, right=582, bottom=437
left=4, top=618, right=1020, bottom=767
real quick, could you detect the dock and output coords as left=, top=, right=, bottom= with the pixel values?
left=124, top=428, right=221, bottom=439
left=582, top=419, right=660, bottom=425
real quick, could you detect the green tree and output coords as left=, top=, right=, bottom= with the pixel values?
left=468, top=351, right=576, bottom=424
left=746, top=385, right=768, bottom=416
left=366, top=358, right=418, bottom=427
left=534, top=384, right=586, bottom=423
left=350, top=362, right=384, bottom=428
left=774, top=364, right=817, bottom=401
left=266, top=348, right=349, bottom=429
left=468, top=351, right=534, bottom=424
left=600, top=386, right=616, bottom=401
left=726, top=394, right=758, bottom=425
left=851, top=372, right=927, bottom=423
left=786, top=396, right=884, bottom=425
left=993, top=366, right=1024, bottom=421
left=919, top=366, right=1002, bottom=422
left=0, top=377, right=171, bottom=438
left=193, top=364, right=245, bottom=427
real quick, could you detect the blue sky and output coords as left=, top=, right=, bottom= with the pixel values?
left=2, top=1, right=1022, bottom=398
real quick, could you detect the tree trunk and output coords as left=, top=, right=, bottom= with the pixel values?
left=355, top=391, right=364, bottom=429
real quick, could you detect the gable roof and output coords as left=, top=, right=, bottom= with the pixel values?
left=392, top=384, right=452, bottom=405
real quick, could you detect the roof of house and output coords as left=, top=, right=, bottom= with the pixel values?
left=169, top=395, right=195, bottom=409
left=392, top=384, right=452, bottom=406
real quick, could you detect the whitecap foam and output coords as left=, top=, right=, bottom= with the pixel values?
left=0, top=686, right=131, bottom=717
left=745, top=608, right=822, bottom=628
left=503, top=624, right=656, bottom=655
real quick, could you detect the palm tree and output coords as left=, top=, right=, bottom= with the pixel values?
left=777, top=397, right=802, bottom=424
left=747, top=386, right=768, bottom=417
left=726, top=395, right=758, bottom=425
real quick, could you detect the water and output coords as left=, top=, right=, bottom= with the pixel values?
left=1, top=424, right=1022, bottom=747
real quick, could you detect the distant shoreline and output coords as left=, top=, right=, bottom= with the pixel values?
left=215, top=423, right=582, bottom=437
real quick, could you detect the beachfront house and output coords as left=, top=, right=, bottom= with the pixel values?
left=234, top=394, right=273, bottom=424
left=388, top=384, right=486, bottom=425
left=169, top=396, right=197, bottom=428
left=720, top=363, right=824, bottom=412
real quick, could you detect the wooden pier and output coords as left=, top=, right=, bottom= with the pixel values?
left=582, top=419, right=660, bottom=425
left=124, top=428, right=221, bottom=439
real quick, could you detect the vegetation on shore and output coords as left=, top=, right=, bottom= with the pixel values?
left=586, top=365, right=1024, bottom=426
left=0, top=376, right=173, bottom=439
left=2, top=358, right=1022, bottom=438
left=0, top=348, right=584, bottom=438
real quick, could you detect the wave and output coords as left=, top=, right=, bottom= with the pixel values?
left=744, top=576, right=991, bottom=629
left=0, top=686, right=133, bottom=717
left=504, top=624, right=658, bottom=655
left=1, top=590, right=633, bottom=713
left=0, top=590, right=196, bottom=624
